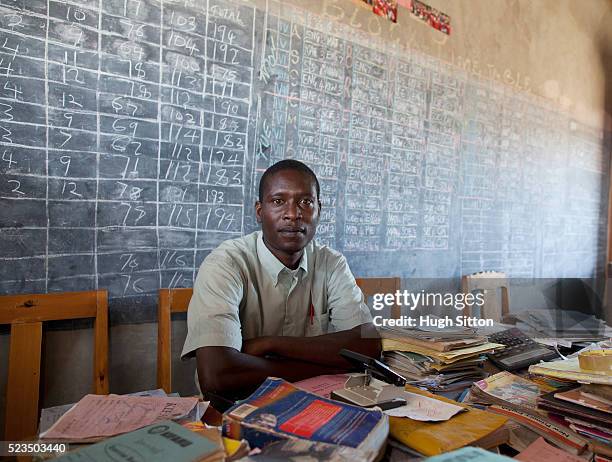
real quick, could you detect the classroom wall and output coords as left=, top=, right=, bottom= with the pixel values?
left=1, top=0, right=611, bottom=435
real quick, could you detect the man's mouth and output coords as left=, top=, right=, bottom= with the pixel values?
left=279, top=227, right=305, bottom=234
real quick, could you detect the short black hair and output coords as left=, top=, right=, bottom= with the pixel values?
left=258, top=159, right=321, bottom=201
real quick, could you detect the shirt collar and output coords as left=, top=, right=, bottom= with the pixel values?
left=257, top=231, right=308, bottom=286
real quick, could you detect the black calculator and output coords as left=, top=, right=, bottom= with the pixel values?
left=487, top=328, right=559, bottom=371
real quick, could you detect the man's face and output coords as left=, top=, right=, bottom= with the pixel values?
left=255, top=169, right=320, bottom=261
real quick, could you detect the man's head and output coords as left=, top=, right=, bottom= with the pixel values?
left=256, top=160, right=321, bottom=267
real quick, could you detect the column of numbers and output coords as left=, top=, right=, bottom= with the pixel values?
left=46, top=1, right=99, bottom=291
left=0, top=4, right=47, bottom=293
left=197, top=0, right=253, bottom=259
left=159, top=0, right=205, bottom=288
left=97, top=0, right=161, bottom=299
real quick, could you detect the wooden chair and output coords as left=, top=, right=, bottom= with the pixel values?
left=156, top=277, right=402, bottom=393
left=356, top=277, right=402, bottom=319
left=461, top=271, right=510, bottom=322
left=157, top=288, right=192, bottom=393
left=0, top=290, right=109, bottom=441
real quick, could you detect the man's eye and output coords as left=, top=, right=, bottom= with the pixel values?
left=272, top=199, right=283, bottom=205
left=301, top=199, right=314, bottom=206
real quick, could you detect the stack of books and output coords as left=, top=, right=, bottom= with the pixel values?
left=467, top=371, right=552, bottom=413
left=380, top=324, right=503, bottom=391
left=223, top=377, right=389, bottom=461
left=537, top=385, right=612, bottom=461
left=464, top=371, right=592, bottom=456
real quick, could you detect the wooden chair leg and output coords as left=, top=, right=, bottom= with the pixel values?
left=5, top=322, right=42, bottom=441
left=157, top=290, right=172, bottom=393
left=94, top=291, right=109, bottom=394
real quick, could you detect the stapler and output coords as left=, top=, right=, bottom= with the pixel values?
left=330, top=349, right=408, bottom=410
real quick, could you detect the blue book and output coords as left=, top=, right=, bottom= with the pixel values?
left=424, top=447, right=515, bottom=461
left=223, top=378, right=388, bottom=461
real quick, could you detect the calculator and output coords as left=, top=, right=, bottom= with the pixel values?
left=487, top=327, right=559, bottom=371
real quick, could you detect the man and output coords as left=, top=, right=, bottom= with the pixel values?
left=181, top=159, right=381, bottom=403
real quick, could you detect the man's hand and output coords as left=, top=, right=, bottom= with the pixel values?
left=242, top=337, right=273, bottom=357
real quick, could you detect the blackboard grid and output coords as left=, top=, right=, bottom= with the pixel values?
left=0, top=0, right=609, bottom=321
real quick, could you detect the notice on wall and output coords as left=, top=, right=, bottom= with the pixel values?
left=410, top=0, right=451, bottom=35
left=361, top=0, right=399, bottom=23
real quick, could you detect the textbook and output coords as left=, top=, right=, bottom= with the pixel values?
left=55, top=420, right=224, bottom=462
left=488, top=405, right=588, bottom=454
left=470, top=371, right=551, bottom=414
left=388, top=386, right=508, bottom=456
left=222, top=378, right=388, bottom=460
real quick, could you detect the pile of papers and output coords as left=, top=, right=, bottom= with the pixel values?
left=380, top=324, right=503, bottom=391
left=35, top=390, right=230, bottom=462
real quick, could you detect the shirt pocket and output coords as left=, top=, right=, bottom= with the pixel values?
left=306, top=301, right=329, bottom=336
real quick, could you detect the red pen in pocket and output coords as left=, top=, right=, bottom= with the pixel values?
left=309, top=302, right=314, bottom=325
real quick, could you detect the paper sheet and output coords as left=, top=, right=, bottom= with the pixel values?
left=515, top=437, right=586, bottom=462
left=382, top=339, right=504, bottom=363
left=294, top=374, right=349, bottom=398
left=40, top=394, right=199, bottom=441
left=383, top=391, right=465, bottom=421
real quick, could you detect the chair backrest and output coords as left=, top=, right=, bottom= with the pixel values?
left=461, top=271, right=510, bottom=322
left=0, top=290, right=109, bottom=441
left=356, top=277, right=402, bottom=319
left=157, top=288, right=192, bottom=393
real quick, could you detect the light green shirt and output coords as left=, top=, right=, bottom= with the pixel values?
left=181, top=231, right=372, bottom=358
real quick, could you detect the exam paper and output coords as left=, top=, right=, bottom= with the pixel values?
left=40, top=394, right=200, bottom=442
left=383, top=391, right=465, bottom=421
left=294, top=374, right=349, bottom=398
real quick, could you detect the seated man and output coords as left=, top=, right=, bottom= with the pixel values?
left=181, top=159, right=381, bottom=404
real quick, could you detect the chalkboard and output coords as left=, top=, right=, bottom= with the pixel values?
left=0, top=0, right=609, bottom=321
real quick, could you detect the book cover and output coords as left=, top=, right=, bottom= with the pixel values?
left=538, top=390, right=612, bottom=426
left=554, top=387, right=612, bottom=415
left=388, top=386, right=508, bottom=456
left=222, top=378, right=388, bottom=460
left=54, top=420, right=224, bottom=462
left=424, top=447, right=514, bottom=461
left=471, top=371, right=551, bottom=413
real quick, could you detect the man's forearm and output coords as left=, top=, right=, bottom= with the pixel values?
left=262, top=324, right=381, bottom=368
left=196, top=347, right=345, bottom=396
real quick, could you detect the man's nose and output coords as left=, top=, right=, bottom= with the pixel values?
left=283, top=201, right=302, bottom=220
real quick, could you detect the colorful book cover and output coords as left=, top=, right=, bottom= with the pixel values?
left=222, top=378, right=388, bottom=459
left=473, top=371, right=549, bottom=412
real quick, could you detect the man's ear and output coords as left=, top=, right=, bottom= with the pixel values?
left=255, top=201, right=262, bottom=223
left=315, top=200, right=322, bottom=223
